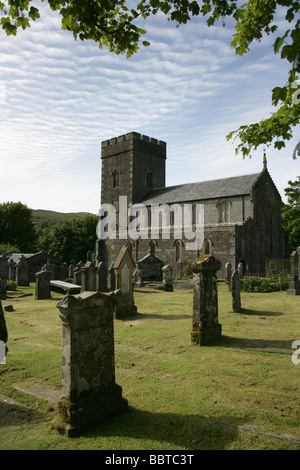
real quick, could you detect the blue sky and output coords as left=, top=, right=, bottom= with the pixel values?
left=0, top=2, right=299, bottom=214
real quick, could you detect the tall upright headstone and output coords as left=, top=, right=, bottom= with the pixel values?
left=162, top=264, right=173, bottom=291
left=0, top=301, right=8, bottom=364
left=16, top=256, right=30, bottom=287
left=97, top=261, right=108, bottom=292
left=55, top=291, right=128, bottom=436
left=191, top=255, right=222, bottom=345
left=287, top=248, right=300, bottom=295
left=35, top=270, right=51, bottom=300
left=108, top=262, right=115, bottom=290
left=73, top=261, right=83, bottom=286
left=0, top=255, right=8, bottom=280
left=81, top=252, right=97, bottom=292
left=231, top=270, right=241, bottom=312
left=114, top=245, right=137, bottom=318
left=0, top=280, right=6, bottom=301
left=8, top=259, right=16, bottom=281
left=225, top=262, right=232, bottom=285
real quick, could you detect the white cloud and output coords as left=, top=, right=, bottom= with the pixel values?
left=0, top=2, right=298, bottom=213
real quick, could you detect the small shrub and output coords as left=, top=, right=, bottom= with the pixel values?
left=241, top=276, right=285, bottom=293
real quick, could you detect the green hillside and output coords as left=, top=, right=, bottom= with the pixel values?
left=32, top=209, right=96, bottom=227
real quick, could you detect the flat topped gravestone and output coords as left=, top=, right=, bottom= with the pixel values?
left=191, top=254, right=222, bottom=346
left=53, top=291, right=128, bottom=437
left=50, top=280, right=81, bottom=294
left=35, top=270, right=51, bottom=300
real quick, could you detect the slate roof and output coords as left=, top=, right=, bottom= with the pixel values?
left=139, top=172, right=261, bottom=205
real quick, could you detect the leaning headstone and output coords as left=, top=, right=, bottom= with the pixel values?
left=0, top=280, right=6, bottom=300
left=231, top=270, right=241, bottom=312
left=97, top=261, right=108, bottom=292
left=16, top=256, right=30, bottom=287
left=114, top=245, right=137, bottom=318
left=35, top=270, right=51, bottom=300
left=0, top=301, right=8, bottom=364
left=54, top=291, right=128, bottom=436
left=191, top=255, right=222, bottom=345
left=225, top=262, right=232, bottom=285
left=162, top=265, right=173, bottom=291
left=287, top=249, right=300, bottom=295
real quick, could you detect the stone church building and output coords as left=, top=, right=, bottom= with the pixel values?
left=99, top=131, right=288, bottom=278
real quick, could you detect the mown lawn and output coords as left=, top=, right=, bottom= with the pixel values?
left=0, top=282, right=299, bottom=450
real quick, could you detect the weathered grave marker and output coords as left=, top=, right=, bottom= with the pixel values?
left=191, top=255, right=222, bottom=345
left=114, top=246, right=137, bottom=318
left=54, top=291, right=128, bottom=436
left=287, top=248, right=300, bottom=295
left=231, top=270, right=241, bottom=312
left=35, top=270, right=51, bottom=300
left=162, top=264, right=173, bottom=291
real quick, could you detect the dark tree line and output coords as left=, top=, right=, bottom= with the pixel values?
left=0, top=202, right=98, bottom=264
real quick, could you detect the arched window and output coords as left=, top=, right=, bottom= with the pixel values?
left=264, top=202, right=273, bottom=256
left=217, top=200, right=230, bottom=223
left=146, top=171, right=154, bottom=188
left=175, top=240, right=182, bottom=263
left=112, top=170, right=119, bottom=188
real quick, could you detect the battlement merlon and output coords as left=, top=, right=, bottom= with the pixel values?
left=101, top=131, right=167, bottom=159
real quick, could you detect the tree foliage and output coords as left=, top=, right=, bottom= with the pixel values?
left=281, top=176, right=300, bottom=252
left=37, top=214, right=99, bottom=264
left=0, top=201, right=37, bottom=252
left=1, top=0, right=299, bottom=157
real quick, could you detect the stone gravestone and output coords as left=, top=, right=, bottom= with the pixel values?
left=0, top=301, right=8, bottom=364
left=81, top=252, right=97, bottom=292
left=231, top=270, right=241, bottom=312
left=225, top=262, right=232, bottom=285
left=114, top=245, right=137, bottom=318
left=73, top=261, right=83, bottom=286
left=68, top=264, right=75, bottom=278
left=191, top=254, right=222, bottom=345
left=43, top=259, right=55, bottom=280
left=137, top=253, right=163, bottom=282
left=97, top=261, right=108, bottom=292
left=0, top=255, right=8, bottom=280
left=16, top=256, right=30, bottom=287
left=54, top=291, right=128, bottom=436
left=287, top=248, right=300, bottom=295
left=108, top=262, right=115, bottom=290
left=0, top=280, right=6, bottom=300
left=8, top=259, right=16, bottom=281
left=162, top=265, right=173, bottom=291
left=35, top=270, right=51, bottom=300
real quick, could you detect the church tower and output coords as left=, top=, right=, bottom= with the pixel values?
left=101, top=131, right=167, bottom=208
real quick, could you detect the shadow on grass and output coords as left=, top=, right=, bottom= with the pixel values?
left=205, top=335, right=293, bottom=352
left=0, top=398, right=42, bottom=428
left=118, top=311, right=192, bottom=321
left=237, top=308, right=284, bottom=317
left=81, top=406, right=244, bottom=450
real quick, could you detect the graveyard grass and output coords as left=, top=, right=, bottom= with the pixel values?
left=0, top=283, right=299, bottom=450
